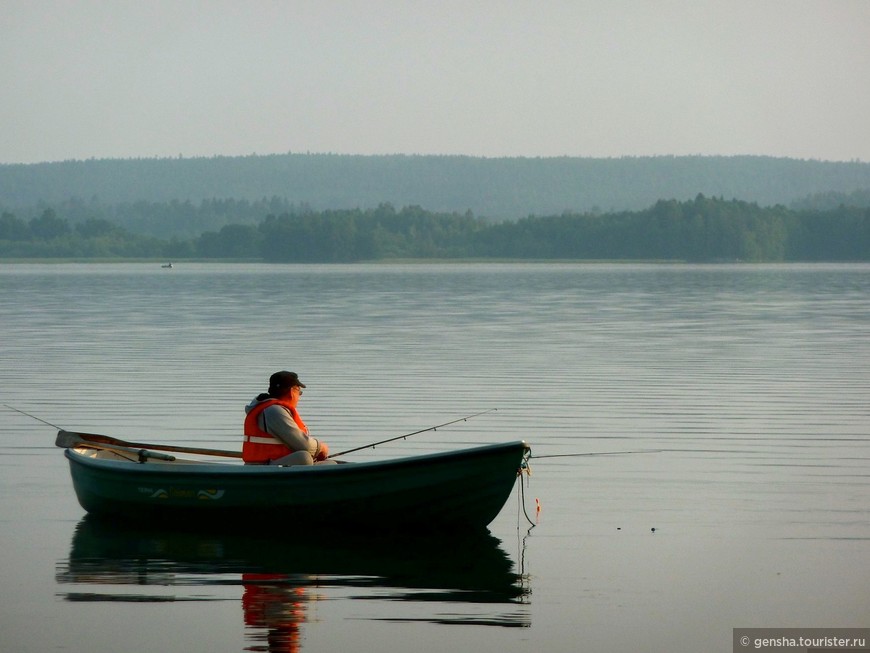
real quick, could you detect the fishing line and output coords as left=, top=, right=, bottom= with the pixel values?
left=530, top=449, right=663, bottom=459
left=3, top=405, right=64, bottom=430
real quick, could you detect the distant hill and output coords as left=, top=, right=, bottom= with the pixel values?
left=789, top=188, right=870, bottom=211
left=2, top=153, right=870, bottom=228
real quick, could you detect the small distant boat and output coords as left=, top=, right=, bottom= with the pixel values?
left=161, top=262, right=173, bottom=268
left=59, top=438, right=530, bottom=531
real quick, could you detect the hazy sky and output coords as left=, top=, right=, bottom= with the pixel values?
left=2, top=1, right=868, bottom=164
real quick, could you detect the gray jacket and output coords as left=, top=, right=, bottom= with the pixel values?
left=244, top=396, right=322, bottom=457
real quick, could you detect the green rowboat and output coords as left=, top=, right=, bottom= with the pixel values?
left=63, top=440, right=530, bottom=531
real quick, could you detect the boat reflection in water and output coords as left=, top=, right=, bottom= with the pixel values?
left=57, top=516, right=531, bottom=651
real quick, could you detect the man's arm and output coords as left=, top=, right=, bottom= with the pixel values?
left=262, top=405, right=319, bottom=456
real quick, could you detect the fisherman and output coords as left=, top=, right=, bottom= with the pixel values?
left=243, top=371, right=332, bottom=465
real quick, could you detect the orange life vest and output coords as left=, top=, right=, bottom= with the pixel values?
left=243, top=398, right=308, bottom=464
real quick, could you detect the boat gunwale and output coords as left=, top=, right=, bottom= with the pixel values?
left=64, top=440, right=530, bottom=478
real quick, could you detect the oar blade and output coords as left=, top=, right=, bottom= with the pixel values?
left=56, top=430, right=85, bottom=448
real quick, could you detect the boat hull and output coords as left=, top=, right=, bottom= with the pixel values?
left=65, top=441, right=529, bottom=531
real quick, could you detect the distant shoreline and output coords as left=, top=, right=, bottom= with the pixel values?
left=5, top=258, right=865, bottom=266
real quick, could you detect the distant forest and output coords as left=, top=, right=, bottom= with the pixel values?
left=2, top=195, right=868, bottom=262
left=3, top=154, right=870, bottom=232
left=2, top=153, right=868, bottom=262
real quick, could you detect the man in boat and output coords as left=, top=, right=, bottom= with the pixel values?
left=243, top=371, right=332, bottom=465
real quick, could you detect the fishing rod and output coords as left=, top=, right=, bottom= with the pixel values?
left=329, top=408, right=498, bottom=459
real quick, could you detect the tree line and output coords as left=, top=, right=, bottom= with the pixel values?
left=4, top=153, right=870, bottom=223
left=1, top=195, right=868, bottom=262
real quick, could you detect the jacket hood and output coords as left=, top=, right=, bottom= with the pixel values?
left=245, top=393, right=273, bottom=414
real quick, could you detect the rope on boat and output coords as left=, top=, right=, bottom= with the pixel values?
left=517, top=447, right=537, bottom=528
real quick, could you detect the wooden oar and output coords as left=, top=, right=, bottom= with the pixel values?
left=66, top=440, right=178, bottom=462
left=55, top=429, right=243, bottom=459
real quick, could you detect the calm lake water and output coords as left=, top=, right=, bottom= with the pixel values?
left=1, top=262, right=868, bottom=653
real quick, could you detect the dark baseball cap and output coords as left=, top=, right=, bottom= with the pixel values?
left=268, top=371, right=306, bottom=392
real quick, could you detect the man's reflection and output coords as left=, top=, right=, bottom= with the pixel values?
left=243, top=573, right=309, bottom=653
